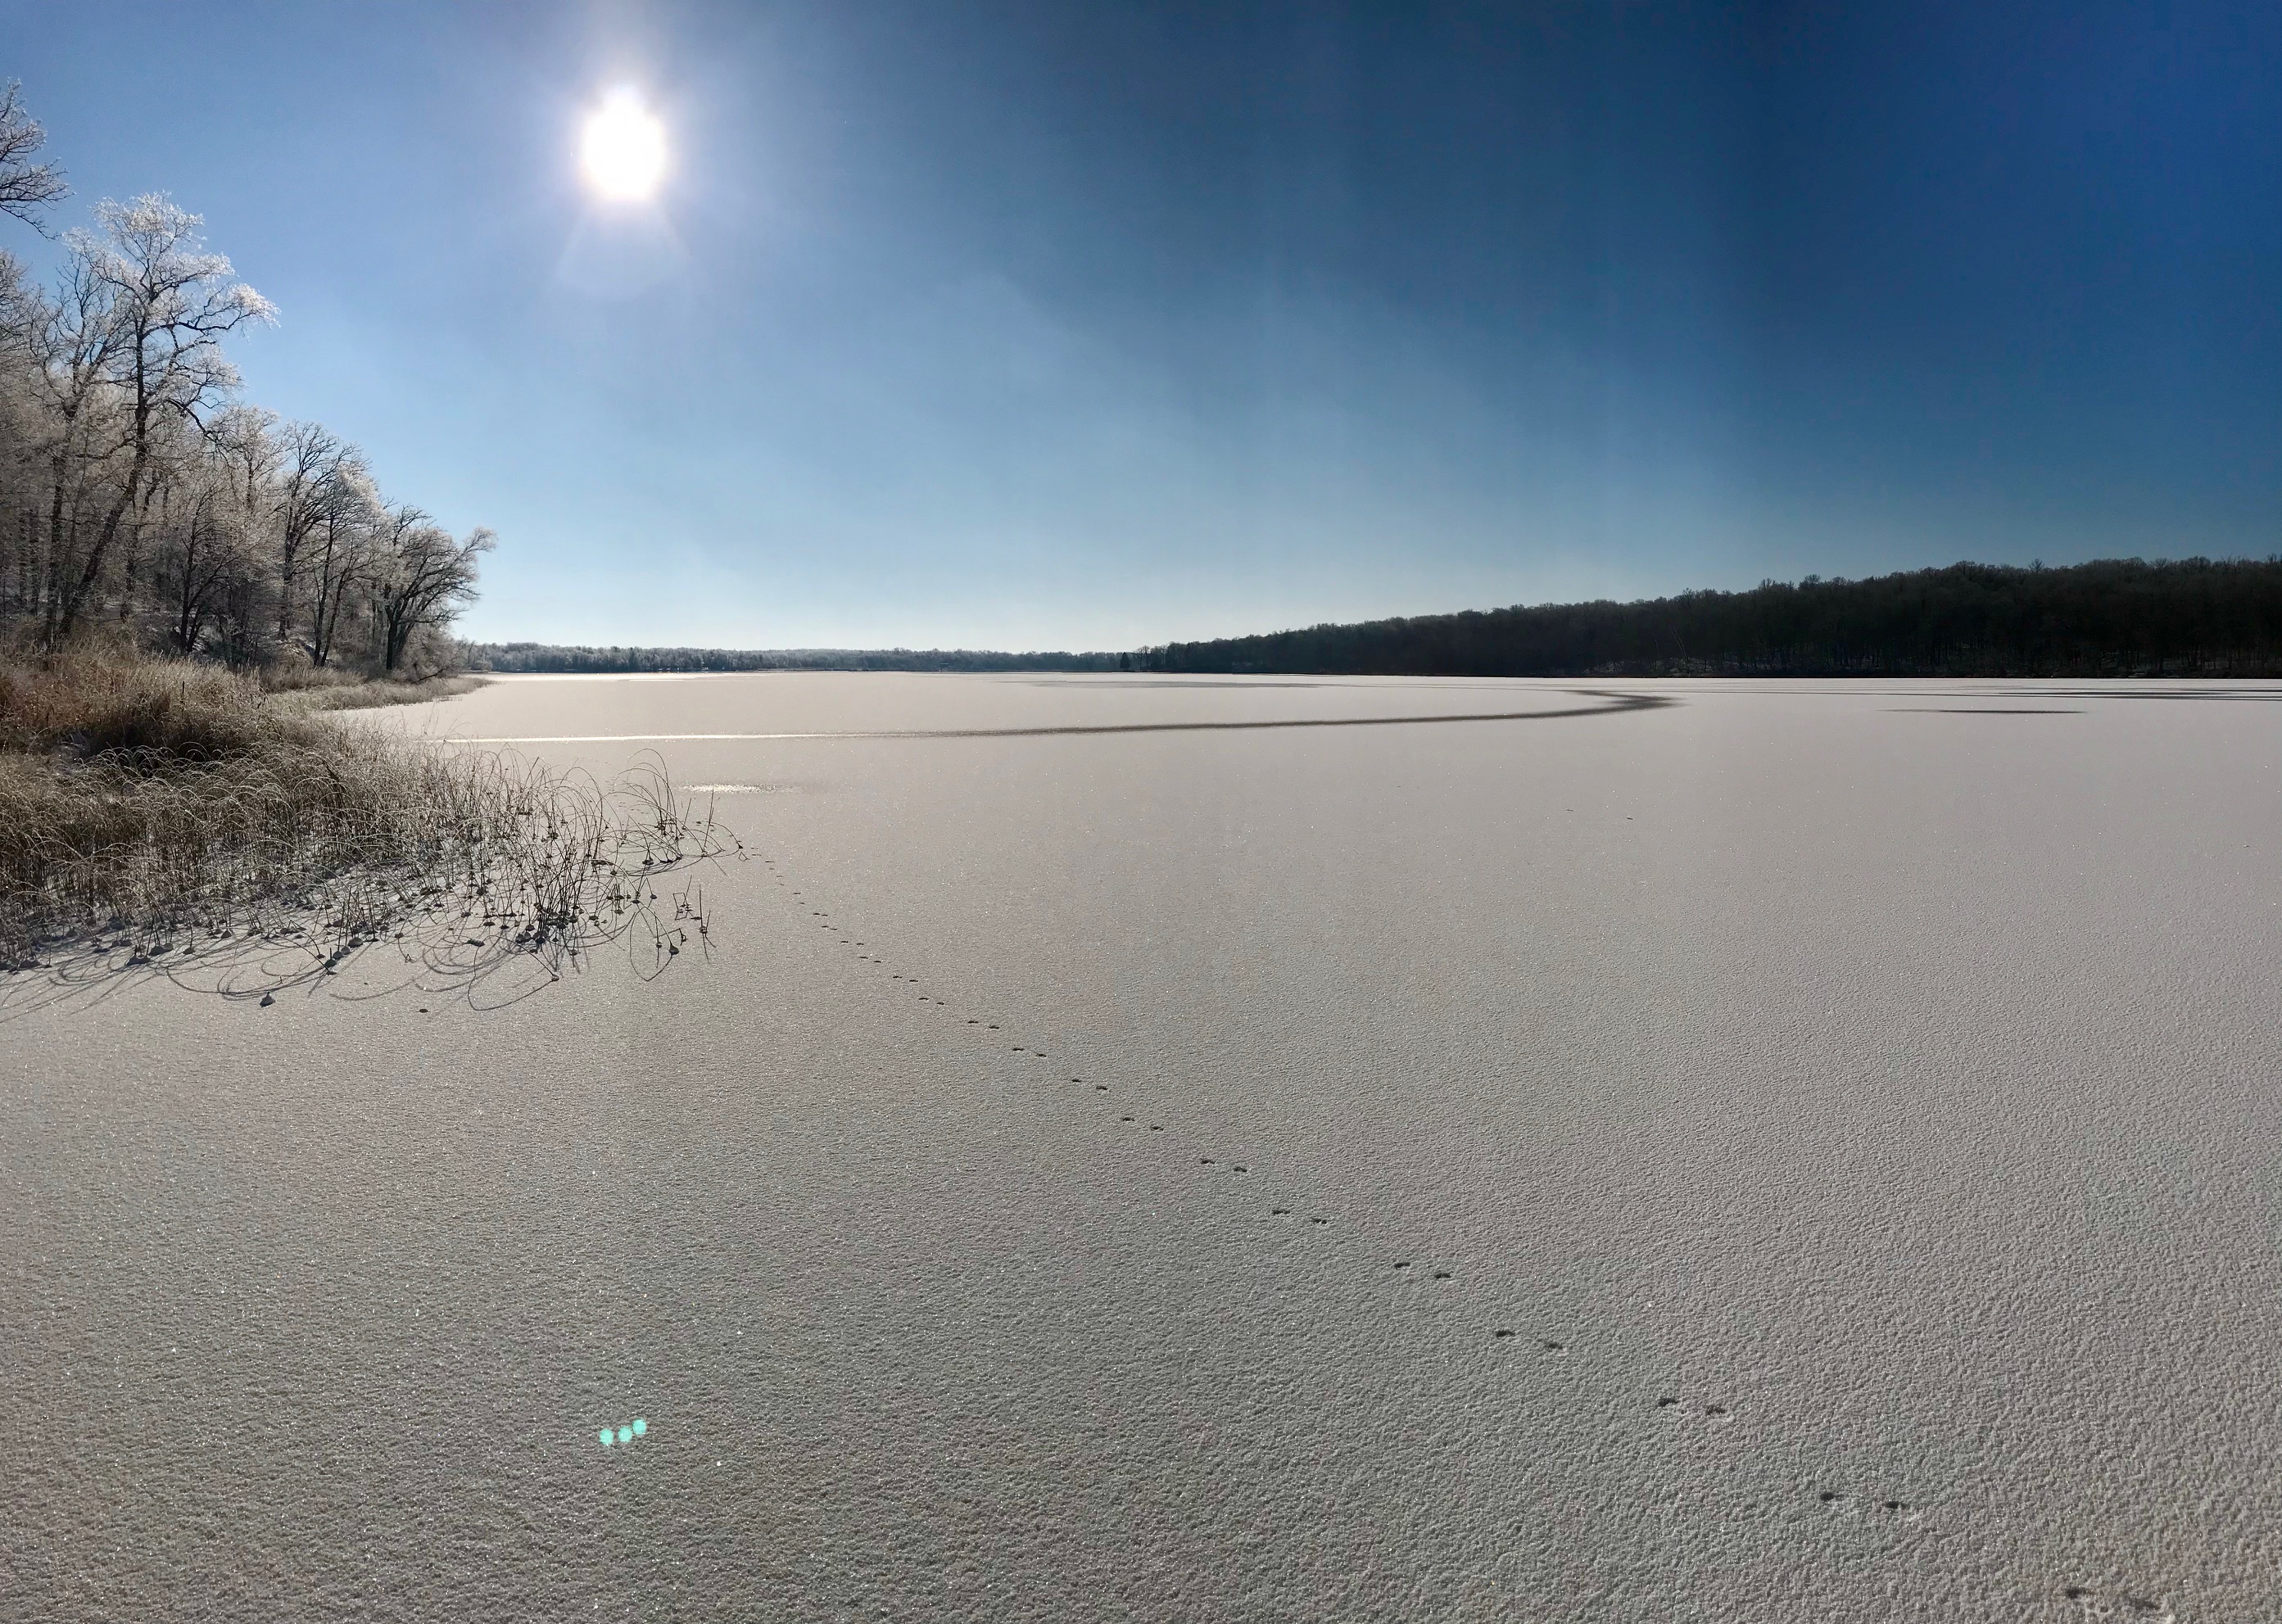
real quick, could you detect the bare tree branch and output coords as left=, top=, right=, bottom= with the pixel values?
left=0, top=82, right=69, bottom=233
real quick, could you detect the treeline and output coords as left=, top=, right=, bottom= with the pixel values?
left=0, top=84, right=489, bottom=674
left=1138, top=559, right=2282, bottom=678
left=467, top=643, right=1124, bottom=673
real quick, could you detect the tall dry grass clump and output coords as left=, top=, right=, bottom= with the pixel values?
left=0, top=649, right=298, bottom=766
left=0, top=653, right=736, bottom=990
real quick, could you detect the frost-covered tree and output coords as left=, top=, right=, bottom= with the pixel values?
left=371, top=510, right=492, bottom=671
left=269, top=418, right=342, bottom=647
left=0, top=83, right=492, bottom=673
left=0, top=81, right=67, bottom=231
left=19, top=250, right=129, bottom=645
left=151, top=455, right=241, bottom=656
left=302, top=451, right=376, bottom=667
left=51, top=196, right=275, bottom=640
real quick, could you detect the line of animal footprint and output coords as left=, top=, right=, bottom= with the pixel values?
left=2061, top=1587, right=2174, bottom=1622
left=764, top=871, right=1723, bottom=1374
left=763, top=862, right=2198, bottom=1608
left=1813, top=1486, right=1917, bottom=1522
left=767, top=862, right=1048, bottom=1051
left=759, top=858, right=1972, bottom=1537
left=768, top=857, right=1718, bottom=1382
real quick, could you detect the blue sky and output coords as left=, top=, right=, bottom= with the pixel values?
left=4, top=2, right=2275, bottom=649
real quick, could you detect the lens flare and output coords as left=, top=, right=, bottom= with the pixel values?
left=581, top=89, right=668, bottom=202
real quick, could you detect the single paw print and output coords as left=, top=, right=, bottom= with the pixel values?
left=1816, top=1488, right=1919, bottom=1523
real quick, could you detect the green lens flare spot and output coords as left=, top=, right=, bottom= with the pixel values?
left=632, top=1418, right=647, bottom=1436
left=598, top=1430, right=613, bottom=1447
left=617, top=1426, right=633, bottom=1444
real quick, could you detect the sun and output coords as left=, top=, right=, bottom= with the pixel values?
left=581, top=89, right=668, bottom=202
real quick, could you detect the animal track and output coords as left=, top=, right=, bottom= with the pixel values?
left=1818, top=1488, right=1916, bottom=1522
left=1650, top=1394, right=1732, bottom=1427
left=777, top=857, right=1949, bottom=1572
left=2062, top=1588, right=2172, bottom=1622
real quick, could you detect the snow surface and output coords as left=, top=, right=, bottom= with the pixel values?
left=7, top=674, right=2278, bottom=1622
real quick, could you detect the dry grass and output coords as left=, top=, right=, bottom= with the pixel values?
left=260, top=663, right=487, bottom=712
left=0, top=653, right=737, bottom=997
left=0, top=649, right=308, bottom=767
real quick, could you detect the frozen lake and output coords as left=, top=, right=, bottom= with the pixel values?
left=9, top=673, right=2280, bottom=1620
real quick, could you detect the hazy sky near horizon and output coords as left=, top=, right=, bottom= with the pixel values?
left=4, top=2, right=2276, bottom=649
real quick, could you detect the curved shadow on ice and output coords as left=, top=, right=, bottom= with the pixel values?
left=447, top=687, right=1679, bottom=744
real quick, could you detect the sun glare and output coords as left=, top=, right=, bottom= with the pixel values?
left=581, top=89, right=668, bottom=202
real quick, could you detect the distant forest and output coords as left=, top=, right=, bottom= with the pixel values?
left=1136, top=559, right=2282, bottom=678
left=473, top=558, right=2282, bottom=680
left=465, top=643, right=1122, bottom=674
